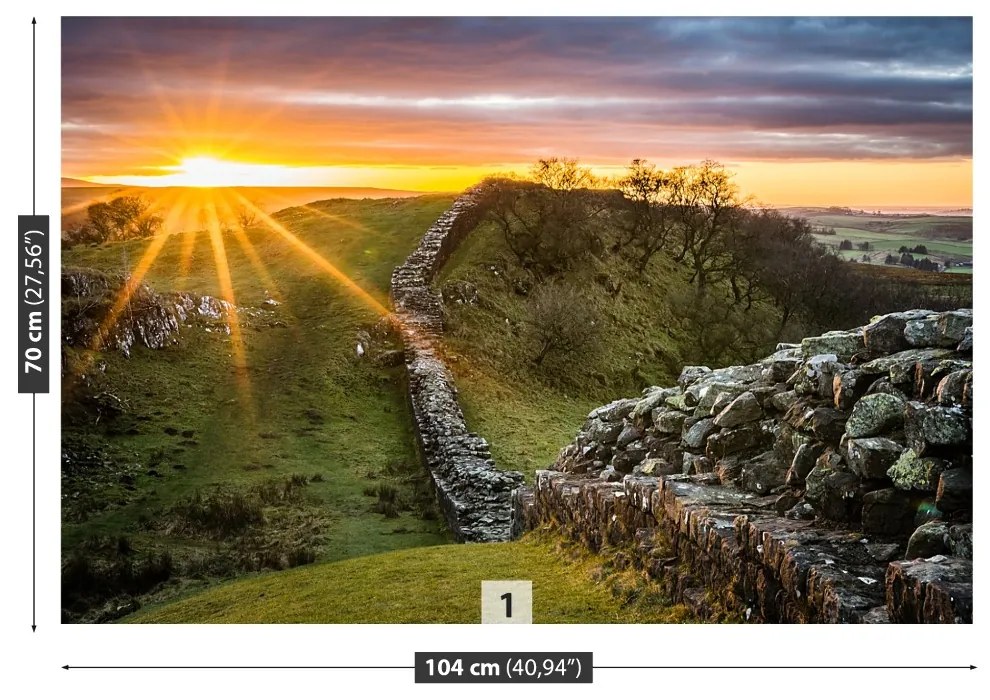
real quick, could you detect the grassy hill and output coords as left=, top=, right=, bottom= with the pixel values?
left=128, top=534, right=692, bottom=624
left=433, top=220, right=782, bottom=480
left=62, top=194, right=458, bottom=620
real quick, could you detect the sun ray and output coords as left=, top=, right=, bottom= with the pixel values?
left=259, top=190, right=373, bottom=235
left=215, top=189, right=283, bottom=300
left=231, top=192, right=390, bottom=316
left=60, top=185, right=145, bottom=218
left=205, top=198, right=254, bottom=414
left=88, top=234, right=172, bottom=354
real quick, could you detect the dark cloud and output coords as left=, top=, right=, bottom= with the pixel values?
left=61, top=16, right=972, bottom=172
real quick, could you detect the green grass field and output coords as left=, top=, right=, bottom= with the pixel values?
left=62, top=194, right=459, bottom=618
left=806, top=212, right=972, bottom=268
left=128, top=534, right=692, bottom=624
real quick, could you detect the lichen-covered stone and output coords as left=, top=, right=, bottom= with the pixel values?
left=616, top=423, right=642, bottom=448
left=713, top=391, right=762, bottom=428
left=887, top=449, right=948, bottom=492
left=738, top=451, right=788, bottom=495
left=706, top=424, right=763, bottom=459
left=801, top=331, right=865, bottom=360
left=682, top=417, right=717, bottom=449
left=846, top=436, right=903, bottom=479
left=905, top=520, right=949, bottom=558
left=846, top=393, right=905, bottom=438
left=863, top=311, right=932, bottom=355
left=936, top=369, right=971, bottom=407
left=653, top=409, right=687, bottom=434
left=903, top=402, right=970, bottom=455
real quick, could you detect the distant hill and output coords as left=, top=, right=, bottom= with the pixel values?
left=61, top=177, right=107, bottom=187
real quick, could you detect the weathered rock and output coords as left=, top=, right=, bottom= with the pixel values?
left=769, top=389, right=798, bottom=412
left=786, top=440, right=826, bottom=486
left=903, top=315, right=942, bottom=348
left=935, top=369, right=971, bottom=407
left=801, top=331, right=865, bottom=360
left=739, top=451, right=788, bottom=495
left=846, top=393, right=905, bottom=438
left=653, top=409, right=687, bottom=435
left=714, top=456, right=742, bottom=484
left=616, top=423, right=642, bottom=448
left=678, top=365, right=711, bottom=387
left=948, top=523, right=973, bottom=559
left=634, top=458, right=678, bottom=477
left=612, top=442, right=648, bottom=473
left=863, top=311, right=933, bottom=355
left=905, top=520, right=949, bottom=558
left=887, top=449, right=948, bottom=492
left=706, top=424, right=763, bottom=459
left=632, top=387, right=677, bottom=426
left=832, top=369, right=875, bottom=410
left=586, top=418, right=623, bottom=445
left=682, top=452, right=711, bottom=475
left=590, top=398, right=638, bottom=423
left=846, top=437, right=903, bottom=479
left=665, top=392, right=695, bottom=411
left=861, top=488, right=915, bottom=535
left=682, top=417, right=717, bottom=449
left=692, top=382, right=747, bottom=415
left=804, top=449, right=863, bottom=522
left=886, top=556, right=972, bottom=623
left=860, top=347, right=955, bottom=380
left=937, top=310, right=973, bottom=345
left=957, top=326, right=973, bottom=353
left=517, top=309, right=972, bottom=623
left=903, top=402, right=970, bottom=455
left=709, top=391, right=737, bottom=416
left=935, top=468, right=972, bottom=513
left=784, top=401, right=848, bottom=442
left=713, top=391, right=762, bottom=428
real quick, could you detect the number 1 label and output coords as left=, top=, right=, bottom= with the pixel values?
left=481, top=581, right=532, bottom=624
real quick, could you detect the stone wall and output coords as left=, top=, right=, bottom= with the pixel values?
left=391, top=190, right=524, bottom=542
left=513, top=309, right=973, bottom=622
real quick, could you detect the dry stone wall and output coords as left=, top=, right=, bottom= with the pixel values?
left=513, top=309, right=973, bottom=622
left=391, top=190, right=524, bottom=542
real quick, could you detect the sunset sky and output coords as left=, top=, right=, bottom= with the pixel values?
left=62, top=17, right=973, bottom=207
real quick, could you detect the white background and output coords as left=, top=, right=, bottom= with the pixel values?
left=0, top=2, right=984, bottom=698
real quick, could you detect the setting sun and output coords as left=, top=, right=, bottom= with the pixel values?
left=90, top=156, right=308, bottom=188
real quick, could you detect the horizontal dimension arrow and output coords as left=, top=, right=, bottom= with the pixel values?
left=64, top=665, right=413, bottom=670
left=595, top=665, right=975, bottom=670
left=63, top=664, right=974, bottom=671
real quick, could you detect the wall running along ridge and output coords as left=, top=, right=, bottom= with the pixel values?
left=391, top=190, right=524, bottom=542
left=512, top=309, right=973, bottom=623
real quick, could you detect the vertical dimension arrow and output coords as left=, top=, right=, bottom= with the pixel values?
left=19, top=16, right=47, bottom=633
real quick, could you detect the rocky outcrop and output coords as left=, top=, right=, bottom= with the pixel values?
left=62, top=268, right=232, bottom=356
left=391, top=190, right=524, bottom=542
left=513, top=309, right=973, bottom=622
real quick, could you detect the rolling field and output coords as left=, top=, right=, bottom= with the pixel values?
left=62, top=193, right=457, bottom=619
left=802, top=211, right=973, bottom=269
left=128, top=534, right=693, bottom=624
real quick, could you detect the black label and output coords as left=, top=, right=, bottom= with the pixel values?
left=18, top=215, right=48, bottom=393
left=415, top=652, right=592, bottom=683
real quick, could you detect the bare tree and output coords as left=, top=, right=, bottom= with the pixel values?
left=616, top=159, right=678, bottom=273
left=525, top=282, right=601, bottom=366
left=85, top=196, right=162, bottom=242
left=481, top=158, right=608, bottom=278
